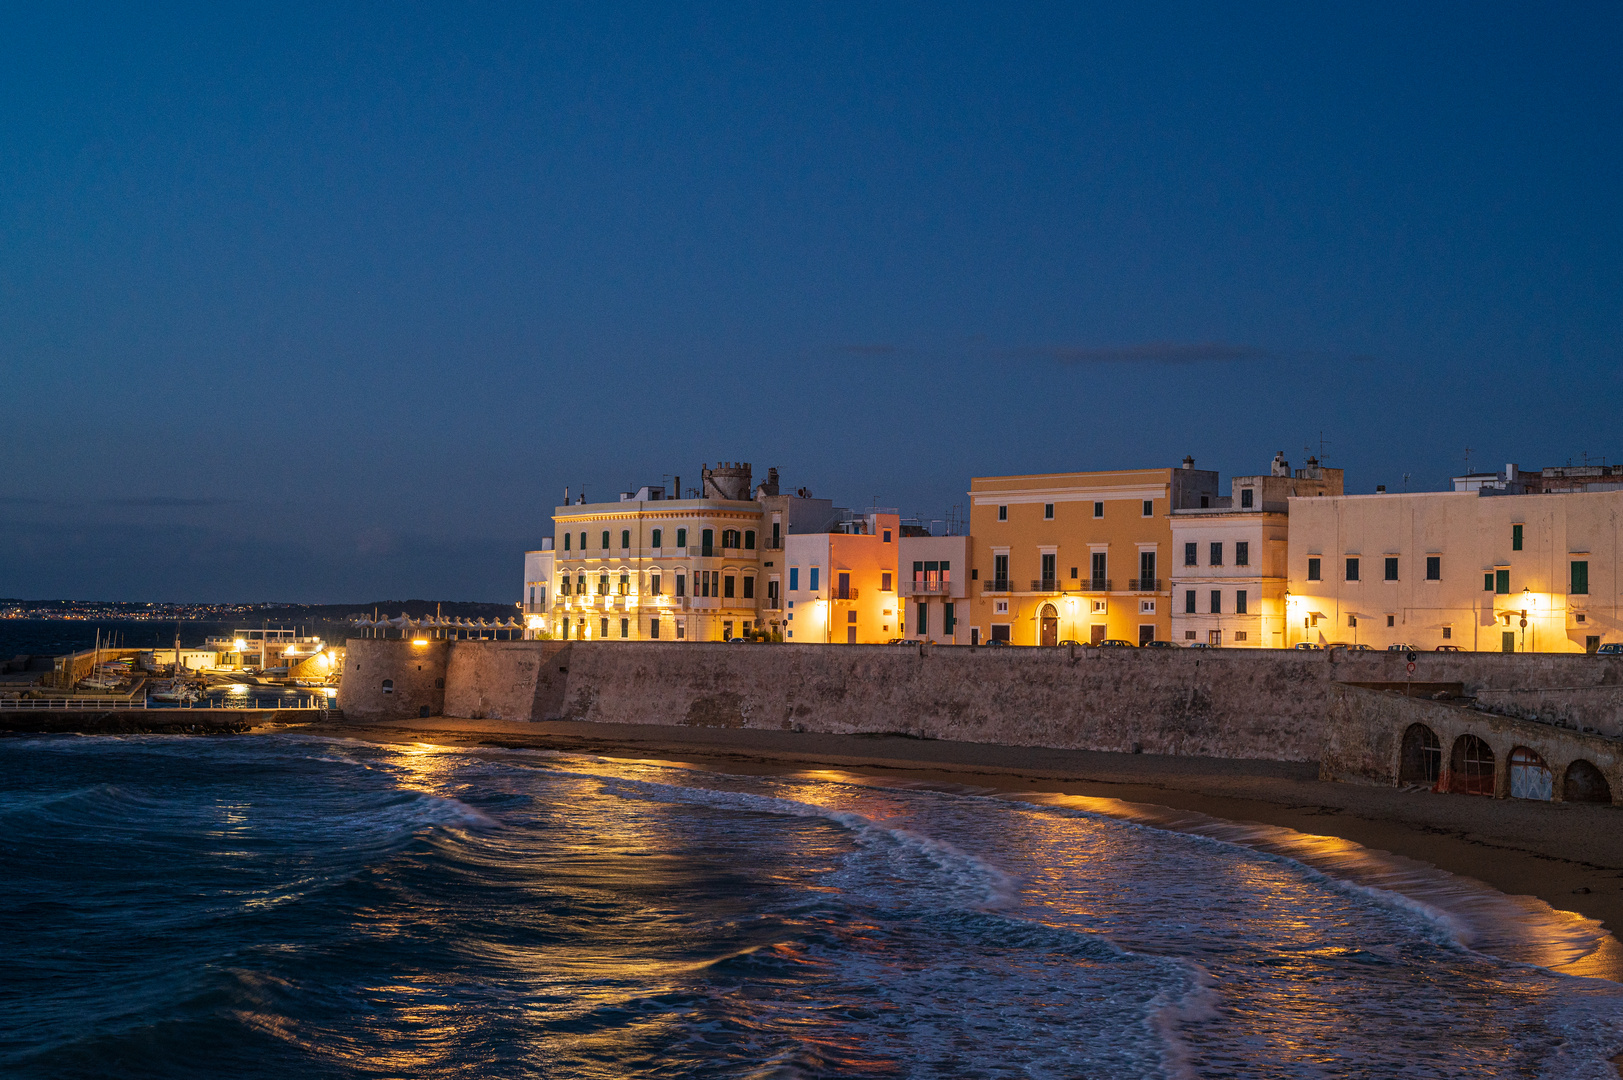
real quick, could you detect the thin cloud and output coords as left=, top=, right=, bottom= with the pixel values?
left=101, top=496, right=234, bottom=508
left=1041, top=342, right=1270, bottom=365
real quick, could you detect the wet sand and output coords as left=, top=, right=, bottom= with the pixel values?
left=295, top=716, right=1623, bottom=956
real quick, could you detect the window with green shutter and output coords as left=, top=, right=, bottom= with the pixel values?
left=1512, top=524, right=1523, bottom=551
left=1484, top=572, right=1494, bottom=592
left=1495, top=569, right=1510, bottom=595
left=1572, top=561, right=1589, bottom=595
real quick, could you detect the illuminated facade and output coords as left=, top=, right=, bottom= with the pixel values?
left=521, top=541, right=554, bottom=638
left=968, top=462, right=1220, bottom=646
left=781, top=514, right=901, bottom=643
left=1285, top=481, right=1623, bottom=652
left=899, top=533, right=970, bottom=643
left=1169, top=454, right=1342, bottom=648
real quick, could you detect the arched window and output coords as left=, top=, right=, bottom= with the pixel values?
left=599, top=572, right=609, bottom=594
left=652, top=528, right=663, bottom=548
left=1564, top=760, right=1613, bottom=804
left=744, top=530, right=755, bottom=550
left=621, top=529, right=630, bottom=549
left=563, top=533, right=571, bottom=551
left=381, top=679, right=394, bottom=694
left=722, top=529, right=741, bottom=549
left=1450, top=734, right=1495, bottom=796
left=1508, top=747, right=1552, bottom=800
left=619, top=572, right=630, bottom=595
left=1399, top=724, right=1441, bottom=787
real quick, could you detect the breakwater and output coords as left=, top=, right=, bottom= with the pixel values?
left=338, top=639, right=1623, bottom=800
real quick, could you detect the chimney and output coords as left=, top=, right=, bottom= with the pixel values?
left=1182, top=455, right=1195, bottom=470
left=1376, top=485, right=1386, bottom=493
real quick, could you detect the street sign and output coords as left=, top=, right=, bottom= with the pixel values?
left=1406, top=651, right=1417, bottom=663
left=1406, top=661, right=1416, bottom=674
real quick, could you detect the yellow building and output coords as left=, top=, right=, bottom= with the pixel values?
left=1286, top=481, right=1623, bottom=652
left=968, top=462, right=1220, bottom=646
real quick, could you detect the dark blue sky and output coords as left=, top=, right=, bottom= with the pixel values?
left=3, top=3, right=1620, bottom=602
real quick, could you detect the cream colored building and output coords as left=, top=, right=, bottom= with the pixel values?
left=783, top=513, right=901, bottom=644
left=899, top=533, right=970, bottom=643
left=1170, top=454, right=1341, bottom=648
left=521, top=541, right=555, bottom=638
left=1285, top=481, right=1622, bottom=652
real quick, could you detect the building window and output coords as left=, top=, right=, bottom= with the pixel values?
left=1094, top=502, right=1104, bottom=518
left=810, top=567, right=820, bottom=591
left=722, top=529, right=740, bottom=549
left=1426, top=556, right=1440, bottom=581
left=790, top=567, right=799, bottom=591
left=651, top=573, right=661, bottom=595
left=1387, top=614, right=1395, bottom=627
left=1091, top=552, right=1106, bottom=587
left=1210, top=542, right=1223, bottom=567
left=1484, top=572, right=1494, bottom=592
left=1040, top=553, right=1056, bottom=587
left=1572, top=560, right=1590, bottom=595
left=620, top=618, right=629, bottom=639
left=702, top=529, right=714, bottom=556
left=1185, top=590, right=1197, bottom=614
left=676, top=573, right=686, bottom=596
left=600, top=617, right=609, bottom=638
left=998, top=505, right=1007, bottom=521
left=1385, top=557, right=1398, bottom=581
left=1240, top=488, right=1254, bottom=508
left=381, top=679, right=393, bottom=693
left=1512, top=524, right=1523, bottom=551
left=882, top=530, right=891, bottom=543
left=1044, top=503, right=1054, bottom=519
left=1235, top=590, right=1247, bottom=615
left=652, top=528, right=663, bottom=549
left=1308, top=558, right=1321, bottom=581
left=676, top=527, right=687, bottom=548
left=601, top=530, right=610, bottom=549
left=724, top=575, right=736, bottom=598
left=1210, top=589, right=1221, bottom=614
left=1139, top=551, right=1156, bottom=587
left=881, top=572, right=892, bottom=591
left=619, top=572, right=630, bottom=595
left=1234, top=631, right=1247, bottom=641
left=1184, top=542, right=1197, bottom=567
left=994, top=553, right=1009, bottom=589
left=1345, top=557, right=1360, bottom=582
left=1235, top=542, right=1249, bottom=567
left=745, top=530, right=755, bottom=549
left=1185, top=631, right=1197, bottom=640
left=1348, top=615, right=1357, bottom=628
left=1142, top=500, right=1153, bottom=517
left=599, top=572, right=610, bottom=594
left=676, top=622, right=686, bottom=639
left=743, top=575, right=756, bottom=599
left=529, top=586, right=535, bottom=606
left=563, top=533, right=571, bottom=551
left=579, top=532, right=587, bottom=551
left=621, top=530, right=631, bottom=549
left=650, top=618, right=660, bottom=639
left=1496, top=568, right=1510, bottom=595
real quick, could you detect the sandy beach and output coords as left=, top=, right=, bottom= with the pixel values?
left=296, top=715, right=1623, bottom=970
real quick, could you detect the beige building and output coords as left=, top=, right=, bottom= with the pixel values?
left=783, top=513, right=901, bottom=643
left=1170, top=454, right=1342, bottom=648
left=1285, top=479, right=1622, bottom=652
left=899, top=533, right=970, bottom=643
left=968, top=462, right=1220, bottom=646
left=521, top=541, right=555, bottom=638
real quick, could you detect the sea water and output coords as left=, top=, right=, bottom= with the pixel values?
left=2, top=734, right=1622, bottom=1078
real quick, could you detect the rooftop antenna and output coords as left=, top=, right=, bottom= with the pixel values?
left=1462, top=446, right=1474, bottom=471
left=1402, top=472, right=1411, bottom=492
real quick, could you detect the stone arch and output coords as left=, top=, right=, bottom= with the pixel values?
left=1449, top=733, right=1495, bottom=796
left=1039, top=603, right=1059, bottom=647
left=1508, top=747, right=1553, bottom=801
left=1563, top=760, right=1613, bottom=804
left=1398, top=723, right=1442, bottom=788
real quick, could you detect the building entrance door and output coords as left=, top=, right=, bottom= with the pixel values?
left=1039, top=604, right=1058, bottom=646
left=1502, top=631, right=1515, bottom=653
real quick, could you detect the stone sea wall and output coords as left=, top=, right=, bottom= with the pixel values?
left=339, top=639, right=1623, bottom=765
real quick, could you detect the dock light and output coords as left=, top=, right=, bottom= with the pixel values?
left=411, top=638, right=428, bottom=646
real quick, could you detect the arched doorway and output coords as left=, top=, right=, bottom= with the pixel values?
left=1564, top=760, right=1613, bottom=804
left=1508, top=747, right=1552, bottom=801
left=1039, top=603, right=1059, bottom=647
left=1449, top=734, right=1495, bottom=796
left=1398, top=724, right=1442, bottom=788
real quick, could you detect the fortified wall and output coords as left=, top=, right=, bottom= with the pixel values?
left=340, top=639, right=1623, bottom=798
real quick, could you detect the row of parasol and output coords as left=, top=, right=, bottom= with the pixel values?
left=348, top=614, right=527, bottom=638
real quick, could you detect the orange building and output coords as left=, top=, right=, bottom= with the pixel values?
left=968, top=461, right=1220, bottom=646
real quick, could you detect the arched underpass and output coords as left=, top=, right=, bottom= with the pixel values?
left=1399, top=723, right=1442, bottom=789
left=1564, top=759, right=1613, bottom=804
left=1508, top=747, right=1553, bottom=801
left=1449, top=733, right=1496, bottom=796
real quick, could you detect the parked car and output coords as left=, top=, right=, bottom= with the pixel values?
left=986, top=638, right=1012, bottom=647
left=1058, top=639, right=1083, bottom=647
left=1435, top=645, right=1462, bottom=652
left=1386, top=643, right=1419, bottom=652
left=1293, top=642, right=1323, bottom=650
left=1338, top=643, right=1373, bottom=652
left=1143, top=640, right=1180, bottom=648
left=1598, top=643, right=1623, bottom=656
left=1099, top=639, right=1137, bottom=648
left=886, top=638, right=926, bottom=646
left=1187, top=642, right=1217, bottom=649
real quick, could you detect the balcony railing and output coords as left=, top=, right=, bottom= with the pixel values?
left=1128, top=578, right=1164, bottom=592
left=829, top=587, right=859, bottom=601
left=983, top=579, right=1012, bottom=594
left=1029, top=577, right=1060, bottom=593
left=904, top=578, right=951, bottom=595
left=1083, top=577, right=1111, bottom=592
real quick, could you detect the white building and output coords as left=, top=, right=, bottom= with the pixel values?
left=782, top=513, right=901, bottom=644
left=521, top=540, right=554, bottom=639
left=1170, top=454, right=1342, bottom=648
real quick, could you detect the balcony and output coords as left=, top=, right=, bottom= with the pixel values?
left=1128, top=578, right=1164, bottom=592
left=903, top=578, right=952, bottom=596
left=982, top=579, right=1012, bottom=594
left=1029, top=577, right=1060, bottom=593
left=1082, top=577, right=1111, bottom=592
left=829, top=587, right=859, bottom=601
